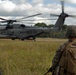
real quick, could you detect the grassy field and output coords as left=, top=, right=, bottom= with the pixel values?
left=0, top=38, right=67, bottom=75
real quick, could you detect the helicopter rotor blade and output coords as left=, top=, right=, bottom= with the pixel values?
left=0, top=21, right=7, bottom=23
left=0, top=20, right=17, bottom=23
left=0, top=17, right=7, bottom=20
left=68, top=15, right=76, bottom=17
left=20, top=19, right=56, bottom=21
left=61, top=1, right=64, bottom=13
left=18, top=13, right=42, bottom=20
left=50, top=1, right=64, bottom=17
left=0, top=13, right=42, bottom=23
left=50, top=14, right=59, bottom=17
left=26, top=23, right=36, bottom=24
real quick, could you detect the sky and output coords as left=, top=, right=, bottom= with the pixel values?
left=0, top=0, right=76, bottom=25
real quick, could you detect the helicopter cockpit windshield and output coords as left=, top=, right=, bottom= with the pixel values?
left=20, top=24, right=25, bottom=28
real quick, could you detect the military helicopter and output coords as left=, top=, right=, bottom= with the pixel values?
left=0, top=1, right=75, bottom=41
left=0, top=20, right=55, bottom=41
left=0, top=13, right=56, bottom=41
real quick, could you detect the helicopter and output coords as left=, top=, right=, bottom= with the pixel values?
left=50, top=1, right=76, bottom=30
left=0, top=18, right=55, bottom=41
left=0, top=1, right=75, bottom=41
left=0, top=13, right=55, bottom=41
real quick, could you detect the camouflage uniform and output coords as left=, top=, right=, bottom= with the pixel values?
left=51, top=41, right=68, bottom=75
left=51, top=26, right=76, bottom=75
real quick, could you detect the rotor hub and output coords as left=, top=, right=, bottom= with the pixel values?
left=60, top=13, right=69, bottom=18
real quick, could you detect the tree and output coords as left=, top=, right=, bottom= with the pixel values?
left=62, top=25, right=67, bottom=31
left=35, top=22, right=47, bottom=27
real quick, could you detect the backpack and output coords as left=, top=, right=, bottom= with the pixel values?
left=66, top=43, right=76, bottom=73
left=59, top=41, right=76, bottom=74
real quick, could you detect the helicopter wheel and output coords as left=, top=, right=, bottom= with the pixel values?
left=33, top=37, right=36, bottom=41
left=21, top=38, right=24, bottom=41
left=12, top=38, right=15, bottom=40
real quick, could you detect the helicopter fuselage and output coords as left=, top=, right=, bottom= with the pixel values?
left=0, top=24, right=50, bottom=40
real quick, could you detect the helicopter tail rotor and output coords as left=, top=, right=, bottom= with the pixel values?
left=50, top=0, right=76, bottom=30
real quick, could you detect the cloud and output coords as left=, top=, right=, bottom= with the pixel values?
left=32, top=0, right=43, bottom=5
left=0, top=0, right=75, bottom=25
left=10, top=0, right=27, bottom=4
left=0, top=0, right=16, bottom=12
left=0, top=0, right=33, bottom=16
left=66, top=0, right=76, bottom=4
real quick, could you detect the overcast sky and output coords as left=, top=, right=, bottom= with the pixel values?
left=0, top=0, right=76, bottom=25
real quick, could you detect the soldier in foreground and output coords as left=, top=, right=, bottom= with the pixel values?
left=44, top=26, right=76, bottom=75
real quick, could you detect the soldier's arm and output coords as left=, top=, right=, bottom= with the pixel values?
left=44, top=45, right=63, bottom=75
left=51, top=44, right=65, bottom=71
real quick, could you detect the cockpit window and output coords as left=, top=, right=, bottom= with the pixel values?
left=20, top=24, right=25, bottom=28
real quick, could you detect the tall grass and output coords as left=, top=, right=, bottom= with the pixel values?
left=0, top=38, right=66, bottom=75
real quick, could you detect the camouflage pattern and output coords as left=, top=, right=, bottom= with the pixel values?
left=51, top=39, right=76, bottom=75
left=51, top=26, right=76, bottom=75
left=59, top=40, right=76, bottom=75
left=51, top=40, right=71, bottom=75
left=52, top=41, right=68, bottom=70
left=65, top=26, right=76, bottom=38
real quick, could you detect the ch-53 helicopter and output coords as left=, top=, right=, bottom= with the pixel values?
left=0, top=1, right=76, bottom=41
left=0, top=13, right=55, bottom=41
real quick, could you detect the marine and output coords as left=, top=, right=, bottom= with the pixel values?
left=44, top=26, right=76, bottom=75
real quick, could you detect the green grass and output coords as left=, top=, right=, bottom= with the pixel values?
left=0, top=38, right=67, bottom=75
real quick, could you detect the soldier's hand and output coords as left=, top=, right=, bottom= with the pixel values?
left=48, top=67, right=53, bottom=72
left=44, top=67, right=52, bottom=75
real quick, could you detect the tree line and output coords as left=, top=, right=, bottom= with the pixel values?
left=34, top=22, right=68, bottom=38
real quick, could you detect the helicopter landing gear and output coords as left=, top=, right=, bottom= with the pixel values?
left=12, top=38, right=15, bottom=40
left=21, top=38, right=24, bottom=41
left=33, top=37, right=36, bottom=41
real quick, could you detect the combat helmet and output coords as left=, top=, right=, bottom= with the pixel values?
left=65, top=26, right=76, bottom=38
